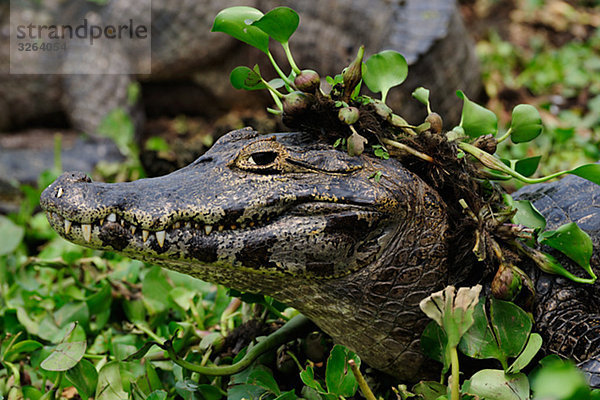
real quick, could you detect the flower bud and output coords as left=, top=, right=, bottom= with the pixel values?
left=338, top=106, right=360, bottom=125
left=294, top=69, right=321, bottom=93
left=472, top=134, right=498, bottom=154
left=425, top=112, right=443, bottom=134
left=491, top=263, right=522, bottom=301
left=347, top=130, right=368, bottom=156
left=342, top=45, right=365, bottom=100
left=372, top=100, right=392, bottom=121
left=282, top=91, right=314, bottom=116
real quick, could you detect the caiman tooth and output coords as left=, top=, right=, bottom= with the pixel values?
left=99, top=219, right=104, bottom=225
left=174, top=222, right=181, bottom=229
left=142, top=230, right=149, bottom=242
left=184, top=222, right=191, bottom=229
left=218, top=225, right=224, bottom=232
left=130, top=226, right=137, bottom=235
left=81, top=224, right=91, bottom=242
left=64, top=220, right=72, bottom=234
left=107, top=213, right=117, bottom=222
left=156, top=230, right=166, bottom=247
left=56, top=187, right=63, bottom=198
left=204, top=225, right=213, bottom=235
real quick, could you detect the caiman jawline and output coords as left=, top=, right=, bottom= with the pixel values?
left=45, top=201, right=376, bottom=249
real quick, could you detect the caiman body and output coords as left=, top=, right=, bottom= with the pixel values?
left=41, top=128, right=600, bottom=381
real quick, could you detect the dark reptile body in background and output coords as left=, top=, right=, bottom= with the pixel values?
left=0, top=0, right=480, bottom=132
left=40, top=129, right=600, bottom=383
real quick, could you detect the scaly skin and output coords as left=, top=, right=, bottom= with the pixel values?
left=41, top=128, right=449, bottom=379
left=40, top=129, right=600, bottom=382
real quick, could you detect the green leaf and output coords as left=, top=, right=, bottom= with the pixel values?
left=530, top=358, right=590, bottom=400
left=412, top=381, right=448, bottom=400
left=512, top=200, right=546, bottom=231
left=3, top=340, right=43, bottom=362
left=196, top=385, right=222, bottom=400
left=539, top=222, right=594, bottom=276
left=251, top=7, right=299, bottom=44
left=363, top=50, right=408, bottom=103
left=420, top=321, right=449, bottom=372
left=569, top=163, right=600, bottom=185
left=96, top=361, right=128, bottom=400
left=228, top=383, right=268, bottom=400
left=459, top=298, right=504, bottom=362
left=510, top=104, right=543, bottom=143
left=65, top=358, right=98, bottom=400
left=412, top=87, right=430, bottom=107
left=97, top=109, right=137, bottom=158
left=325, top=345, right=359, bottom=397
left=0, top=215, right=24, bottom=255
left=40, top=341, right=86, bottom=371
left=514, top=156, right=542, bottom=177
left=507, top=333, right=543, bottom=374
left=300, top=365, right=325, bottom=393
left=274, top=390, right=298, bottom=400
left=488, top=298, right=533, bottom=362
left=457, top=90, right=498, bottom=138
left=211, top=7, right=269, bottom=54
left=459, top=297, right=532, bottom=370
left=248, top=369, right=281, bottom=395
left=467, top=369, right=529, bottom=400
left=230, top=66, right=267, bottom=91
left=142, top=266, right=173, bottom=314
left=146, top=391, right=168, bottom=400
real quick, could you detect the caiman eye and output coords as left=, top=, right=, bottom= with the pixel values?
left=248, top=151, right=278, bottom=166
left=232, top=138, right=288, bottom=173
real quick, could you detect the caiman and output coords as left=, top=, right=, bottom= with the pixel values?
left=40, top=128, right=600, bottom=383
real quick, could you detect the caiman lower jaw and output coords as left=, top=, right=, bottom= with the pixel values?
left=44, top=201, right=384, bottom=266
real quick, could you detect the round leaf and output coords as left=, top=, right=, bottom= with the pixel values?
left=512, top=200, right=546, bottom=231
left=420, top=321, right=450, bottom=373
left=211, top=7, right=269, bottom=54
left=457, top=90, right=498, bottom=138
left=507, top=333, right=543, bottom=374
left=362, top=50, right=408, bottom=103
left=325, top=345, right=360, bottom=397
left=0, top=215, right=24, bottom=255
left=539, top=222, right=594, bottom=272
left=65, top=358, right=98, bottom=400
left=468, top=369, right=530, bottom=400
left=251, top=7, right=299, bottom=44
left=514, top=156, right=541, bottom=177
left=510, top=104, right=543, bottom=143
left=569, top=163, right=600, bottom=185
left=412, top=87, right=430, bottom=107
left=530, top=358, right=590, bottom=400
left=230, top=66, right=267, bottom=91
left=40, top=341, right=86, bottom=371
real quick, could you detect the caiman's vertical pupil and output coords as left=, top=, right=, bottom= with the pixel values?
left=250, top=151, right=278, bottom=165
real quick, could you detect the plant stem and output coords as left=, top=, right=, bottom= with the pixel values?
left=382, top=138, right=434, bottom=163
left=496, top=128, right=512, bottom=144
left=450, top=346, right=460, bottom=400
left=267, top=51, right=294, bottom=87
left=349, top=359, right=377, bottom=400
left=166, top=314, right=314, bottom=376
left=135, top=322, right=163, bottom=342
left=282, top=42, right=301, bottom=75
left=459, top=142, right=569, bottom=184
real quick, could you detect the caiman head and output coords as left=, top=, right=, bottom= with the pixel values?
left=41, top=128, right=449, bottom=380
